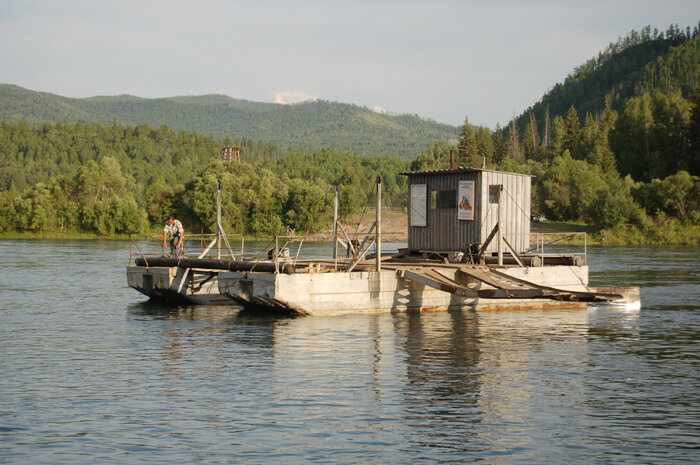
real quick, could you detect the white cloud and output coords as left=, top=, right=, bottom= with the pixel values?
left=274, top=90, right=318, bottom=104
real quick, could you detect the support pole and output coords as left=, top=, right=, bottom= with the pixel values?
left=216, top=183, right=222, bottom=259
left=333, top=186, right=338, bottom=260
left=497, top=185, right=503, bottom=266
left=376, top=176, right=382, bottom=272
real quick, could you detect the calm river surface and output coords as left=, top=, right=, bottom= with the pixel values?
left=1, top=241, right=698, bottom=464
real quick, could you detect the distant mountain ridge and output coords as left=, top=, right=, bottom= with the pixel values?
left=0, top=84, right=457, bottom=158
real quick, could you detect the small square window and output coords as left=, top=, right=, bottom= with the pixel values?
left=431, top=189, right=456, bottom=209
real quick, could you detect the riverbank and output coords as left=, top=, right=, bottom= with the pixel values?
left=533, top=219, right=700, bottom=246
left=1, top=212, right=698, bottom=245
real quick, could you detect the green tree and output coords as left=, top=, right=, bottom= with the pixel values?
left=549, top=115, right=566, bottom=159
left=610, top=91, right=691, bottom=181
left=476, top=126, right=495, bottom=166
left=189, top=160, right=258, bottom=234
left=145, top=179, right=186, bottom=226
left=506, top=119, right=523, bottom=162
left=537, top=151, right=607, bottom=220
left=457, top=116, right=479, bottom=166
left=284, top=177, right=332, bottom=232
left=0, top=188, right=20, bottom=232
left=522, top=113, right=542, bottom=160
left=587, top=176, right=646, bottom=227
left=409, top=140, right=452, bottom=171
left=563, top=105, right=581, bottom=158
left=249, top=168, right=288, bottom=234
left=337, top=167, right=366, bottom=217
left=633, top=170, right=700, bottom=221
left=492, top=124, right=508, bottom=164
left=688, top=84, right=700, bottom=175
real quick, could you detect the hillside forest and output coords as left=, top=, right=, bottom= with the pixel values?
left=0, top=85, right=458, bottom=159
left=0, top=24, right=699, bottom=244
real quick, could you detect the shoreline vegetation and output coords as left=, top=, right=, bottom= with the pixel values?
left=2, top=213, right=698, bottom=246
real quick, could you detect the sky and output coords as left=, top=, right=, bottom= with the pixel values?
left=0, top=0, right=698, bottom=128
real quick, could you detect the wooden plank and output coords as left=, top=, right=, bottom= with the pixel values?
left=458, top=267, right=531, bottom=290
left=400, top=269, right=475, bottom=297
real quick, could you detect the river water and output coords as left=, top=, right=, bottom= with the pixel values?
left=0, top=241, right=698, bottom=464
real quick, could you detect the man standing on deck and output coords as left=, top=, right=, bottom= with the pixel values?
left=163, top=215, right=184, bottom=257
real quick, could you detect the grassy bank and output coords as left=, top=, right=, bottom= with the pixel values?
left=2, top=215, right=698, bottom=246
left=0, top=229, right=296, bottom=244
left=0, top=230, right=133, bottom=240
left=532, top=219, right=700, bottom=245
left=595, top=220, right=700, bottom=245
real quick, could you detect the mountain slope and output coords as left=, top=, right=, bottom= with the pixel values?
left=0, top=84, right=457, bottom=158
left=514, top=24, right=699, bottom=131
left=0, top=84, right=104, bottom=124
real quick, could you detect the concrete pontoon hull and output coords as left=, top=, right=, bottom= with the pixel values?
left=217, top=265, right=592, bottom=316
left=126, top=266, right=231, bottom=305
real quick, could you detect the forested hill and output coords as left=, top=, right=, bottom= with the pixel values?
left=514, top=24, right=700, bottom=131
left=0, top=84, right=457, bottom=158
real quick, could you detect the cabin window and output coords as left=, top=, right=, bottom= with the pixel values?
left=431, top=189, right=456, bottom=209
left=410, top=184, right=427, bottom=226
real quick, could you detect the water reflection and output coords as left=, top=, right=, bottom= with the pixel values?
left=123, top=302, right=602, bottom=459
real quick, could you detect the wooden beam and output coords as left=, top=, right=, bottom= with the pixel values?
left=502, top=237, right=525, bottom=267
left=475, top=224, right=499, bottom=262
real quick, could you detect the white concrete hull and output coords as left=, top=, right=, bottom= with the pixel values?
left=217, top=266, right=591, bottom=316
left=126, top=266, right=231, bottom=305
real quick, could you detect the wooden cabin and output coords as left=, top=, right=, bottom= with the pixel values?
left=402, top=168, right=532, bottom=255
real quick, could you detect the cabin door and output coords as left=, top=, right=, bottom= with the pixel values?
left=428, top=188, right=458, bottom=252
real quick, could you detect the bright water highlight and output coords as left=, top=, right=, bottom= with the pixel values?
left=0, top=241, right=698, bottom=463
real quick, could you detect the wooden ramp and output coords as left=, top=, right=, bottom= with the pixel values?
left=385, top=264, right=623, bottom=302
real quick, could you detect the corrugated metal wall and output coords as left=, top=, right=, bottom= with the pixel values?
left=479, top=171, right=531, bottom=253
left=407, top=169, right=531, bottom=253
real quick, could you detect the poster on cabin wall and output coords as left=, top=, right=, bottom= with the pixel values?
left=410, top=184, right=427, bottom=226
left=458, top=181, right=475, bottom=220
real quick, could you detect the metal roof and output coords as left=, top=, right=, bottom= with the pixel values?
left=400, top=166, right=534, bottom=177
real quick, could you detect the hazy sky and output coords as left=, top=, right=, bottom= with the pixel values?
left=1, top=0, right=698, bottom=127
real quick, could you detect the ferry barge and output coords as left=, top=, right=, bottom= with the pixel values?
left=126, top=168, right=639, bottom=315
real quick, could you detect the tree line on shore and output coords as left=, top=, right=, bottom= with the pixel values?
left=0, top=96, right=696, bottom=243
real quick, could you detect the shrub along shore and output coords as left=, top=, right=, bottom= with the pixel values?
left=2, top=215, right=698, bottom=246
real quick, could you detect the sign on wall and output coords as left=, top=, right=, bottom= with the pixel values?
left=458, top=181, right=475, bottom=220
left=410, top=184, right=427, bottom=226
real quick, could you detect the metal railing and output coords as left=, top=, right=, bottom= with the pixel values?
left=128, top=233, right=246, bottom=265
left=502, top=232, right=587, bottom=266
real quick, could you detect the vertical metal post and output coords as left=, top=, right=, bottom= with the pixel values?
left=376, top=176, right=382, bottom=272
left=216, top=183, right=222, bottom=259
left=333, top=186, right=338, bottom=260
left=274, top=236, right=279, bottom=273
left=497, top=185, right=503, bottom=266
left=540, top=233, right=544, bottom=265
